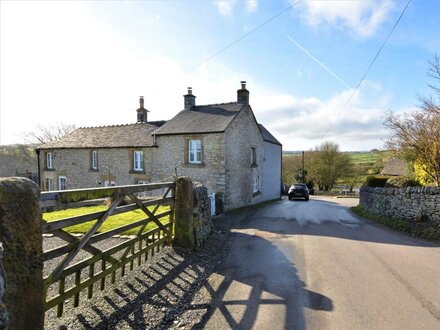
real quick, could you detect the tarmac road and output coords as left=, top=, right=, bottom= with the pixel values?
left=197, top=196, right=440, bottom=329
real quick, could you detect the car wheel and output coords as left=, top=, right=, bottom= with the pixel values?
left=288, top=195, right=292, bottom=201
left=305, top=197, right=309, bottom=201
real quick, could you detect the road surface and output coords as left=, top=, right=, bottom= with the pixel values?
left=197, top=196, right=440, bottom=329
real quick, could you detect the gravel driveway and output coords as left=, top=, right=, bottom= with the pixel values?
left=44, top=227, right=231, bottom=329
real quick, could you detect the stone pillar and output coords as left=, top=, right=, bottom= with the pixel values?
left=0, top=178, right=44, bottom=330
left=173, top=177, right=195, bottom=249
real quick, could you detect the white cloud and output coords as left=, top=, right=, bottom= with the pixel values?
left=214, top=0, right=257, bottom=16
left=251, top=83, right=395, bottom=151
left=214, top=0, right=238, bottom=16
left=246, top=0, right=258, bottom=13
left=296, top=0, right=396, bottom=38
left=0, top=1, right=392, bottom=151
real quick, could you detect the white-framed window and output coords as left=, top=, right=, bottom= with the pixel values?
left=189, top=140, right=202, bottom=164
left=251, top=147, right=257, bottom=165
left=47, top=152, right=53, bottom=169
left=45, top=178, right=54, bottom=191
left=58, top=176, right=67, bottom=190
left=253, top=175, right=259, bottom=193
left=91, top=150, right=98, bottom=170
left=134, top=151, right=144, bottom=171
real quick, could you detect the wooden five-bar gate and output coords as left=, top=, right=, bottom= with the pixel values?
left=40, top=181, right=175, bottom=317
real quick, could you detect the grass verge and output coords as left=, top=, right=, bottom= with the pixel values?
left=43, top=205, right=171, bottom=235
left=351, top=205, right=440, bottom=242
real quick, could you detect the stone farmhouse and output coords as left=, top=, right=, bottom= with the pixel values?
left=37, top=82, right=282, bottom=211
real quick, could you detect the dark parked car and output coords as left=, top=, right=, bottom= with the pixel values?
left=288, top=183, right=309, bottom=201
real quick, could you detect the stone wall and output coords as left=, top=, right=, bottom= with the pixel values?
left=152, top=133, right=227, bottom=200
left=225, top=105, right=264, bottom=210
left=193, top=183, right=212, bottom=247
left=360, top=186, right=440, bottom=223
left=39, top=147, right=153, bottom=190
left=173, top=177, right=212, bottom=249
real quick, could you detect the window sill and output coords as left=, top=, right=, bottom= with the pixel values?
left=129, top=170, right=145, bottom=174
left=251, top=163, right=258, bottom=168
left=89, top=168, right=99, bottom=172
left=183, top=162, right=206, bottom=168
left=252, top=191, right=261, bottom=197
left=44, top=168, right=55, bottom=172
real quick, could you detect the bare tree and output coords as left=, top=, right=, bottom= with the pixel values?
left=307, top=141, right=352, bottom=191
left=385, top=55, right=440, bottom=186
left=22, top=123, right=76, bottom=145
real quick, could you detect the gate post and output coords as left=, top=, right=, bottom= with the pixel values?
left=173, top=177, right=195, bottom=249
left=0, top=178, right=44, bottom=329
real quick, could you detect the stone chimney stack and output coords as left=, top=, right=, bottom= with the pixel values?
left=136, top=96, right=150, bottom=123
left=237, top=81, right=249, bottom=104
left=184, top=87, right=196, bottom=110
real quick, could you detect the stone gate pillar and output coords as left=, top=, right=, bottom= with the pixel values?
left=0, top=178, right=44, bottom=330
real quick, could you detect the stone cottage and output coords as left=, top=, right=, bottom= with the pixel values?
left=37, top=82, right=282, bottom=211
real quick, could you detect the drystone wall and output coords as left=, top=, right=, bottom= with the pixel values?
left=359, top=186, right=440, bottom=223
left=193, top=182, right=212, bottom=247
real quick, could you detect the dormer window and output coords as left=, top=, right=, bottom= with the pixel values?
left=134, top=150, right=144, bottom=171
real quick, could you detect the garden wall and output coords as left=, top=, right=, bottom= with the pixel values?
left=359, top=186, right=440, bottom=223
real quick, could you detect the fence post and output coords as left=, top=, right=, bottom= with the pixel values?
left=173, top=177, right=195, bottom=249
left=0, top=178, right=44, bottom=330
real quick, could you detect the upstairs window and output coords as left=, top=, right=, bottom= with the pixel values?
left=58, top=176, right=67, bottom=190
left=251, top=147, right=257, bottom=166
left=134, top=151, right=144, bottom=171
left=46, top=152, right=53, bottom=169
left=91, top=150, right=98, bottom=170
left=189, top=140, right=202, bottom=164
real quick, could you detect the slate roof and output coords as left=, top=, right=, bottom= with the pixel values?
left=381, top=158, right=406, bottom=176
left=39, top=122, right=163, bottom=149
left=153, top=103, right=245, bottom=135
left=258, top=124, right=282, bottom=146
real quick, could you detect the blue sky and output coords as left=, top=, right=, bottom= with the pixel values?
left=1, top=0, right=439, bottom=151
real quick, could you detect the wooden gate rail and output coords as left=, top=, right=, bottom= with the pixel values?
left=41, top=182, right=175, bottom=317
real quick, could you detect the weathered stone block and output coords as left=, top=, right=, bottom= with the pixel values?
left=0, top=177, right=44, bottom=330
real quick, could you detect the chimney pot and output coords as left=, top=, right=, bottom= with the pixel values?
left=237, top=81, right=249, bottom=105
left=136, top=96, right=149, bottom=123
left=184, top=87, right=196, bottom=110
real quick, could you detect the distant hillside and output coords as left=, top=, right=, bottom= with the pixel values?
left=0, top=145, right=38, bottom=178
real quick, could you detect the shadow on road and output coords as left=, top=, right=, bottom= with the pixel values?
left=194, top=231, right=333, bottom=329
left=236, top=198, right=439, bottom=248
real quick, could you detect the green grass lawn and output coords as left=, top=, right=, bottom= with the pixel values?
left=43, top=204, right=171, bottom=235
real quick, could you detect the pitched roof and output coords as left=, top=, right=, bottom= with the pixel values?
left=153, top=102, right=245, bottom=135
left=39, top=122, right=163, bottom=149
left=258, top=124, right=282, bottom=146
left=381, top=158, right=406, bottom=176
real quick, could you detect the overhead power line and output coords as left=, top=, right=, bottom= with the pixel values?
left=180, top=0, right=302, bottom=78
left=147, top=0, right=302, bottom=98
left=320, top=0, right=412, bottom=141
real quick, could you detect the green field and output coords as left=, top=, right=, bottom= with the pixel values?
left=282, top=150, right=390, bottom=189
left=43, top=205, right=171, bottom=235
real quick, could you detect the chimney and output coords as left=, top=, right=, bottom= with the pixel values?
left=136, top=96, right=150, bottom=123
left=237, top=81, right=249, bottom=104
left=184, top=87, right=196, bottom=110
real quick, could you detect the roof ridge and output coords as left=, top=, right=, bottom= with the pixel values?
left=194, top=101, right=237, bottom=107
left=78, top=122, right=161, bottom=129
